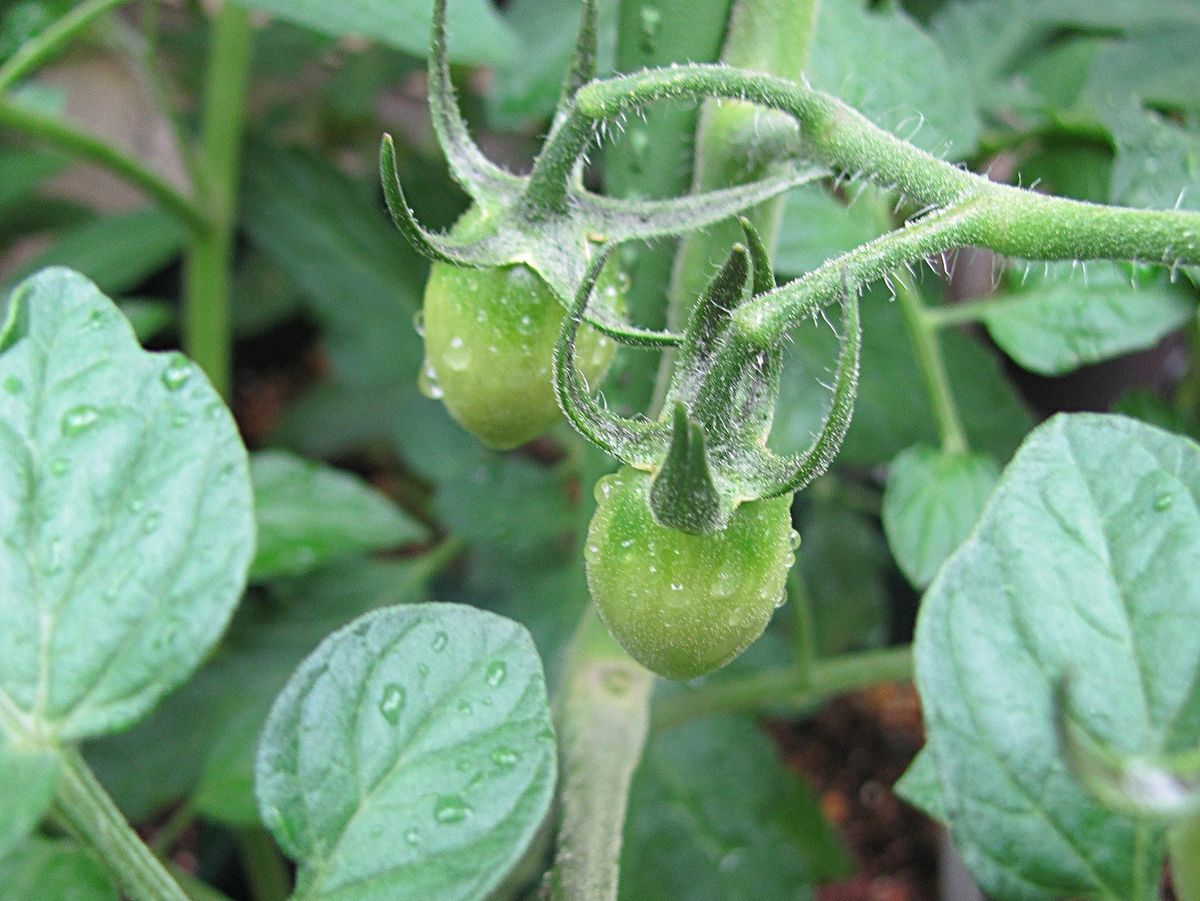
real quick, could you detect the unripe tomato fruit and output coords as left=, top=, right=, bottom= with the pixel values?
left=420, top=257, right=621, bottom=451
left=584, top=467, right=796, bottom=679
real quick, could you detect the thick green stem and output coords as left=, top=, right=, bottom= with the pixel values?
left=0, top=0, right=135, bottom=91
left=546, top=610, right=654, bottom=901
left=53, top=749, right=189, bottom=901
left=1171, top=814, right=1200, bottom=901
left=0, top=95, right=208, bottom=231
left=895, top=274, right=968, bottom=453
left=651, top=645, right=913, bottom=733
left=182, top=2, right=252, bottom=399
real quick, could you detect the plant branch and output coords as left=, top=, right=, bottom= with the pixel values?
left=0, top=95, right=208, bottom=232
left=545, top=610, right=654, bottom=901
left=651, top=644, right=913, bottom=733
left=53, top=749, right=189, bottom=901
left=0, top=0, right=135, bottom=92
left=896, top=274, right=968, bottom=453
left=181, top=1, right=253, bottom=398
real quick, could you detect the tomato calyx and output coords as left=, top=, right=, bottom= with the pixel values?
left=557, top=219, right=863, bottom=534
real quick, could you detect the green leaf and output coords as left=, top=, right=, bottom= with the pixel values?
left=1081, top=26, right=1200, bottom=116
left=981, top=264, right=1196, bottom=375
left=3, top=208, right=185, bottom=297
left=87, top=554, right=438, bottom=825
left=0, top=148, right=65, bottom=211
left=256, top=603, right=557, bottom=900
left=1101, top=104, right=1200, bottom=214
left=882, top=445, right=999, bottom=589
left=229, top=0, right=517, bottom=65
left=241, top=144, right=427, bottom=387
left=809, top=0, right=980, bottom=159
left=620, top=713, right=850, bottom=900
left=915, top=413, right=1200, bottom=899
left=894, top=748, right=946, bottom=825
left=772, top=286, right=1034, bottom=467
left=0, top=269, right=254, bottom=742
left=0, top=743, right=60, bottom=857
left=774, top=184, right=885, bottom=278
left=250, top=450, right=425, bottom=581
left=0, top=838, right=114, bottom=901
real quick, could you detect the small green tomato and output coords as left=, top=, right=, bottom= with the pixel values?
left=584, top=467, right=796, bottom=680
left=420, top=258, right=621, bottom=451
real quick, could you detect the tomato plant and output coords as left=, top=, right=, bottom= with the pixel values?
left=1, top=0, right=1200, bottom=899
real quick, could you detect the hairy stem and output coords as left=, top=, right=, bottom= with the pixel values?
left=651, top=645, right=913, bottom=733
left=181, top=2, right=253, bottom=398
left=896, top=274, right=968, bottom=453
left=53, top=749, right=189, bottom=901
left=0, top=0, right=135, bottom=91
left=545, top=610, right=654, bottom=901
left=0, top=95, right=208, bottom=231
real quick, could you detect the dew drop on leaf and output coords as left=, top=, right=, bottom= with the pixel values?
left=1155, top=493, right=1173, bottom=511
left=457, top=699, right=473, bottom=715
left=404, top=829, right=422, bottom=846
left=433, top=795, right=471, bottom=824
left=412, top=309, right=425, bottom=337
left=432, top=630, right=449, bottom=652
left=50, top=458, right=68, bottom=477
left=491, top=746, right=519, bottom=768
left=142, top=512, right=161, bottom=534
left=379, top=683, right=405, bottom=724
left=61, top=405, right=99, bottom=436
left=3, top=375, right=22, bottom=394
left=417, top=663, right=430, bottom=679
left=418, top=359, right=443, bottom=400
left=485, top=661, right=507, bottom=687
left=160, top=354, right=193, bottom=391
left=444, top=336, right=471, bottom=371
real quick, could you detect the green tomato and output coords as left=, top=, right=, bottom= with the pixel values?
left=584, top=467, right=796, bottom=680
left=420, top=258, right=620, bottom=451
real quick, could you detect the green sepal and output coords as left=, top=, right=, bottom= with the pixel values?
left=648, top=404, right=729, bottom=533
left=559, top=0, right=599, bottom=106
left=381, top=0, right=824, bottom=317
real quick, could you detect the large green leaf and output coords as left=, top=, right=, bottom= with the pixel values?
left=256, top=603, right=557, bottom=900
left=981, top=265, right=1196, bottom=376
left=0, top=838, right=113, bottom=901
left=809, top=0, right=980, bottom=159
left=2, top=208, right=185, bottom=298
left=0, top=269, right=254, bottom=742
left=0, top=743, right=60, bottom=857
left=620, top=713, right=849, bottom=900
left=240, top=144, right=427, bottom=387
left=86, top=554, right=439, bottom=825
left=250, top=450, right=426, bottom=581
left=1101, top=105, right=1200, bottom=214
left=914, top=414, right=1200, bottom=899
left=882, top=445, right=999, bottom=589
left=229, top=0, right=517, bottom=65
left=772, top=287, right=1034, bottom=467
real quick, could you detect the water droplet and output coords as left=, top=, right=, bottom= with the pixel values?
left=171, top=412, right=191, bottom=428
left=142, top=512, right=161, bottom=534
left=491, top=746, right=519, bottom=768
left=418, top=663, right=430, bottom=679
left=444, top=336, right=470, bottom=371
left=129, top=498, right=143, bottom=513
left=404, top=828, right=422, bottom=846
left=62, top=405, right=99, bottom=436
left=518, top=314, right=534, bottom=333
left=432, top=630, right=449, bottom=652
left=1155, top=493, right=1173, bottom=511
left=160, top=354, right=193, bottom=391
left=84, top=309, right=106, bottom=331
left=669, top=582, right=683, bottom=592
left=619, top=538, right=634, bottom=550
left=418, top=359, right=443, bottom=400
left=466, top=771, right=486, bottom=791
left=790, top=529, right=801, bottom=550
left=457, top=699, right=473, bottom=715
left=485, top=661, right=507, bottom=687
left=3, top=375, right=23, bottom=394
left=712, top=570, right=738, bottom=599
left=50, top=458, right=68, bottom=477
left=433, top=795, right=471, bottom=824
left=412, top=309, right=426, bottom=337
left=379, top=683, right=405, bottom=724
